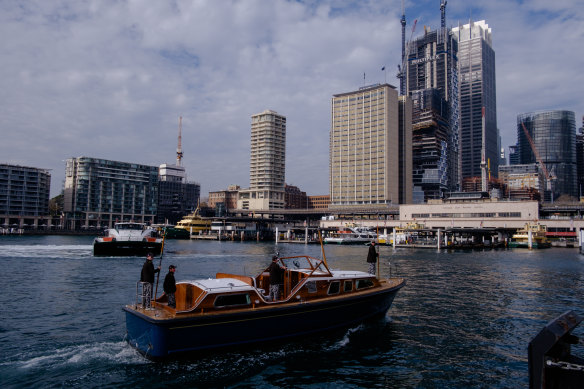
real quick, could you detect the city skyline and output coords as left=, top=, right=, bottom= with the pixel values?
left=1, top=0, right=582, bottom=198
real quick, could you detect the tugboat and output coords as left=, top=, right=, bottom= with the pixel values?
left=93, top=222, right=163, bottom=256
left=123, top=253, right=405, bottom=359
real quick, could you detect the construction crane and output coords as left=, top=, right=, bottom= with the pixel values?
left=176, top=116, right=184, bottom=166
left=397, top=18, right=417, bottom=94
left=520, top=121, right=555, bottom=193
left=481, top=107, right=487, bottom=192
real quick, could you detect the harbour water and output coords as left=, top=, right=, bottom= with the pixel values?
left=0, top=235, right=582, bottom=388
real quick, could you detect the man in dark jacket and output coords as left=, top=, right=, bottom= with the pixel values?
left=268, top=255, right=287, bottom=301
left=163, top=265, right=177, bottom=308
left=367, top=241, right=378, bottom=275
left=140, top=252, right=160, bottom=308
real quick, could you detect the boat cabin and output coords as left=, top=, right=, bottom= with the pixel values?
left=154, top=256, right=385, bottom=314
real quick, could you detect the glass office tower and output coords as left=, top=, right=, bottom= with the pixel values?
left=517, top=111, right=577, bottom=201
left=453, top=21, right=498, bottom=181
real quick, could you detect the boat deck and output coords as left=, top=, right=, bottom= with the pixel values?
left=126, top=277, right=405, bottom=321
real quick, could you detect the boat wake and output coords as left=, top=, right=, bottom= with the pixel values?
left=11, top=341, right=147, bottom=370
left=0, top=244, right=92, bottom=258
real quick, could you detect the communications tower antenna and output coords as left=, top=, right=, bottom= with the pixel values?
left=176, top=116, right=183, bottom=166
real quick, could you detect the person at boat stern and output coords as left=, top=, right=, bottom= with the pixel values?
left=367, top=242, right=378, bottom=275
left=164, top=265, right=177, bottom=308
left=268, top=255, right=287, bottom=301
left=140, top=252, right=160, bottom=308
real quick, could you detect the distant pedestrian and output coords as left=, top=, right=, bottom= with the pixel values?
left=140, top=252, right=160, bottom=308
left=367, top=242, right=378, bottom=275
left=268, top=255, right=287, bottom=301
left=164, top=265, right=177, bottom=308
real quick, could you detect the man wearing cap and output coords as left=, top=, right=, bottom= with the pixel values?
left=268, top=255, right=287, bottom=301
left=140, top=252, right=160, bottom=308
left=164, top=265, right=177, bottom=308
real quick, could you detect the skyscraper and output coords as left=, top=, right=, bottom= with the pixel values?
left=329, top=83, right=412, bottom=207
left=405, top=26, right=459, bottom=199
left=452, top=21, right=498, bottom=181
left=238, top=110, right=286, bottom=210
left=517, top=110, right=577, bottom=200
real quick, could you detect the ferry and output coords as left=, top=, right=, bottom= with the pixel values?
left=509, top=223, right=551, bottom=249
left=123, top=254, right=405, bottom=359
left=93, top=222, right=163, bottom=256
left=175, top=207, right=212, bottom=236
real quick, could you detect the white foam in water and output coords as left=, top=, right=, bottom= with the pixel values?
left=327, top=324, right=365, bottom=350
left=1, top=245, right=92, bottom=258
left=17, top=341, right=147, bottom=369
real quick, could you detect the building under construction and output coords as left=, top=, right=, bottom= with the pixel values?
left=405, top=21, right=459, bottom=200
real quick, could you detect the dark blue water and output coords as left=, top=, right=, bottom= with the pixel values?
left=0, top=235, right=582, bottom=388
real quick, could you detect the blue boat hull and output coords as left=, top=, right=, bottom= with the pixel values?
left=124, top=284, right=402, bottom=359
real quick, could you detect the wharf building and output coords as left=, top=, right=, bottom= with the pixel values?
left=238, top=110, right=286, bottom=211
left=329, top=83, right=412, bottom=208
left=516, top=111, right=577, bottom=201
left=157, top=163, right=200, bottom=225
left=452, top=21, right=499, bottom=181
left=0, top=164, right=51, bottom=229
left=405, top=26, right=460, bottom=200
left=63, top=157, right=158, bottom=229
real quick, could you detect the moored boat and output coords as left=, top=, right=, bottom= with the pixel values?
left=509, top=223, right=551, bottom=249
left=324, top=226, right=377, bottom=244
left=123, top=254, right=405, bottom=359
left=93, top=222, right=163, bottom=256
left=175, top=207, right=211, bottom=236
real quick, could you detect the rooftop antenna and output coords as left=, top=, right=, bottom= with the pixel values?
left=176, top=116, right=183, bottom=166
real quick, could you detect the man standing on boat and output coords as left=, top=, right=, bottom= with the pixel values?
left=268, top=255, right=287, bottom=301
left=163, top=265, right=177, bottom=308
left=140, top=252, right=160, bottom=308
left=367, top=242, right=378, bottom=275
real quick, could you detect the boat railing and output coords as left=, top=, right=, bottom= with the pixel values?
left=135, top=281, right=153, bottom=309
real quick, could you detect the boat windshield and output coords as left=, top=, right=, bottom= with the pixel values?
left=280, top=256, right=329, bottom=274
left=116, top=223, right=144, bottom=230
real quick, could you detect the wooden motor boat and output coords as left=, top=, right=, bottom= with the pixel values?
left=123, top=254, right=405, bottom=359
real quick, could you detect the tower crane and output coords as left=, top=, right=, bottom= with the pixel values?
left=520, top=122, right=555, bottom=193
left=397, top=18, right=417, bottom=94
left=176, top=116, right=184, bottom=166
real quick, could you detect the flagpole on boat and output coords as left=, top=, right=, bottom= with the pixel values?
left=154, top=229, right=167, bottom=300
left=318, top=229, right=328, bottom=266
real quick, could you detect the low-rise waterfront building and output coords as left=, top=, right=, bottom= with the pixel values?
left=308, top=195, right=330, bottom=210
left=64, top=157, right=158, bottom=229
left=285, top=184, right=307, bottom=209
left=0, top=164, right=51, bottom=229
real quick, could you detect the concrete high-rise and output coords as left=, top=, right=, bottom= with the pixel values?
left=517, top=110, right=577, bottom=201
left=329, top=83, right=412, bottom=207
left=452, top=21, right=498, bottom=182
left=405, top=26, right=459, bottom=199
left=238, top=110, right=286, bottom=210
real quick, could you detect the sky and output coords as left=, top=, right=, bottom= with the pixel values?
left=1, top=0, right=583, bottom=198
